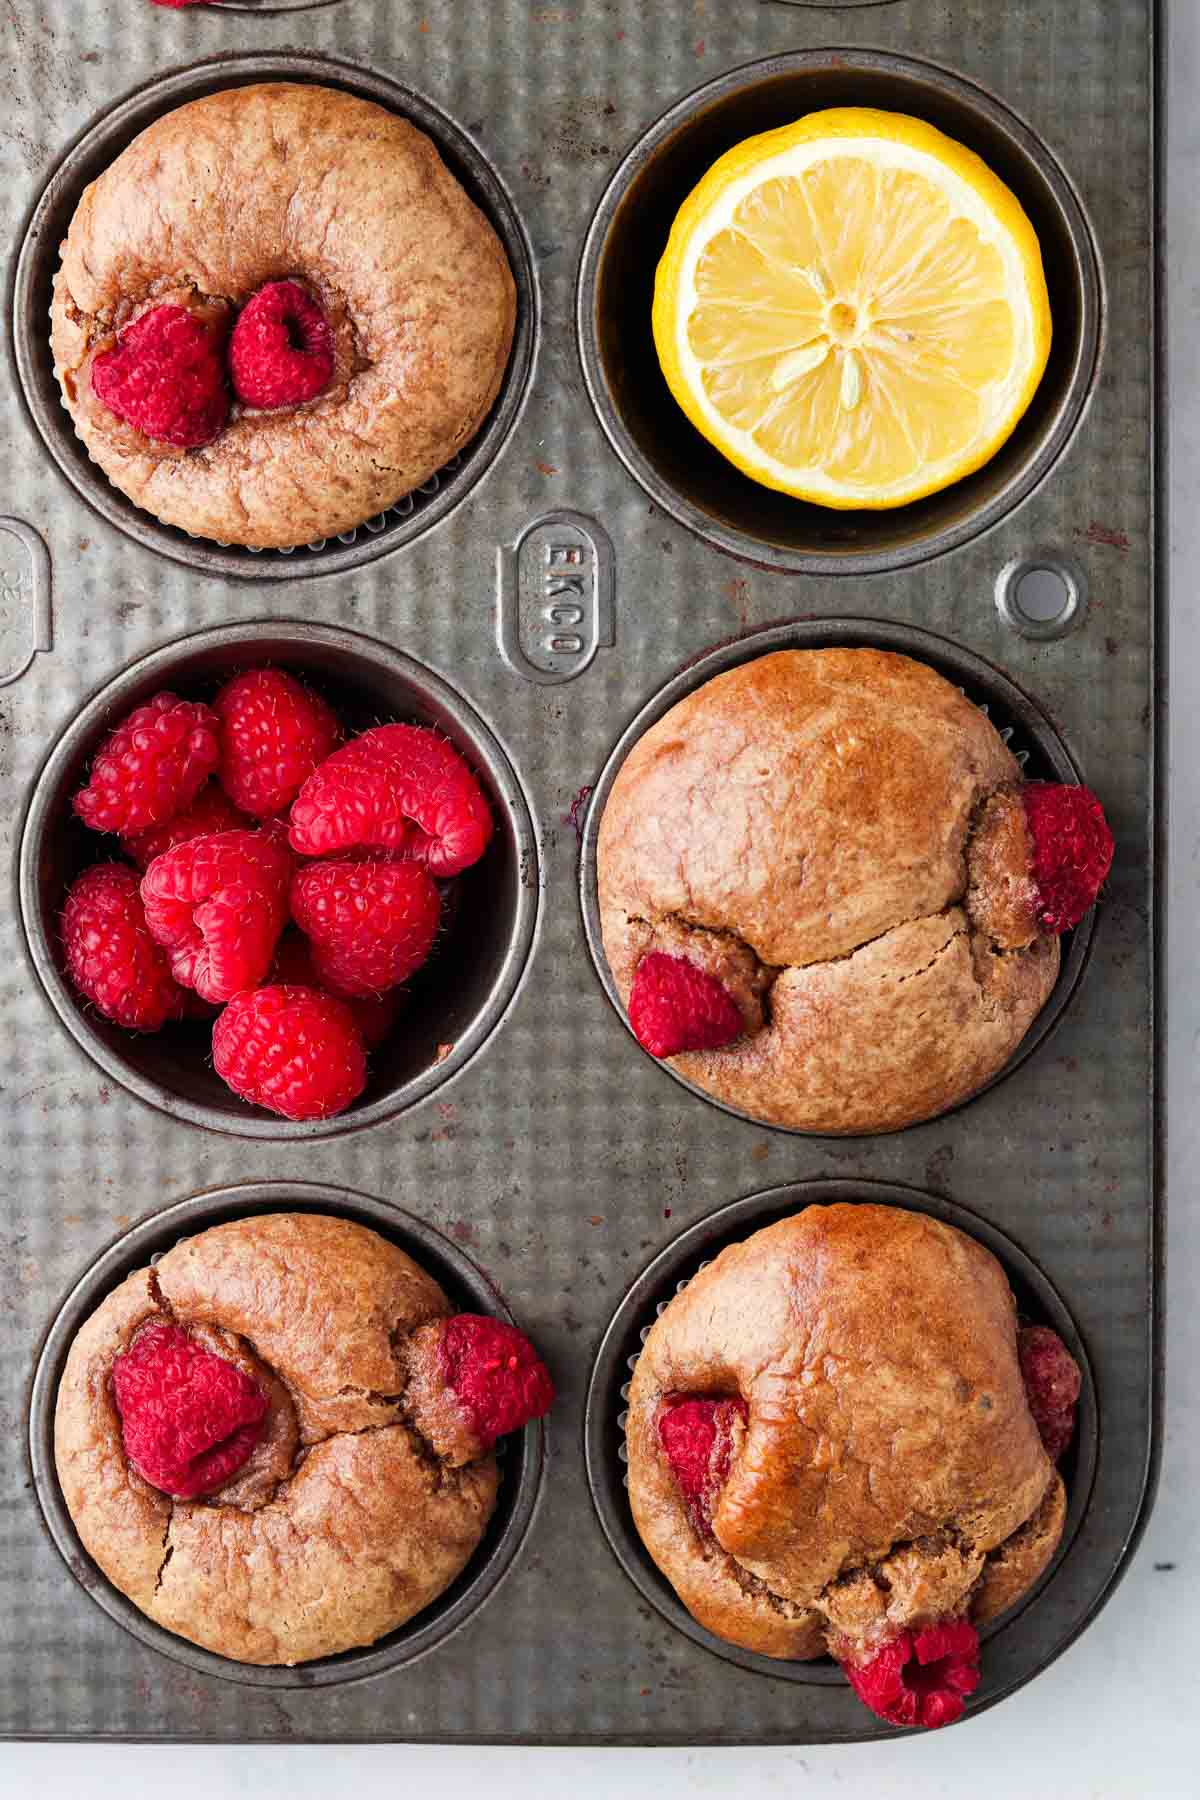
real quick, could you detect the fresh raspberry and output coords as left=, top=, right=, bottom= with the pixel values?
left=112, top=1322, right=267, bottom=1499
left=271, top=929, right=404, bottom=1049
left=121, top=780, right=248, bottom=870
left=212, top=984, right=367, bottom=1121
left=1022, top=781, right=1115, bottom=934
left=439, top=1315, right=555, bottom=1448
left=91, top=304, right=228, bottom=448
left=60, top=863, right=189, bottom=1032
left=288, top=724, right=493, bottom=878
left=289, top=856, right=440, bottom=998
left=229, top=280, right=335, bottom=411
left=1018, top=1325, right=1082, bottom=1463
left=658, top=1395, right=748, bottom=1535
left=72, top=691, right=221, bottom=837
left=841, top=1619, right=981, bottom=1730
left=140, top=824, right=291, bottom=1003
left=628, top=952, right=743, bottom=1058
left=213, top=667, right=341, bottom=820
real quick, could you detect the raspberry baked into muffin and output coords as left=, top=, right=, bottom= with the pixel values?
left=597, top=648, right=1114, bottom=1133
left=626, top=1204, right=1082, bottom=1729
left=50, top=83, right=516, bottom=549
left=54, top=1213, right=553, bottom=1664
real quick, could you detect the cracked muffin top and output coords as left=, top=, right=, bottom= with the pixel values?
left=50, top=84, right=516, bottom=550
left=597, top=647, right=1069, bottom=1134
left=54, top=1212, right=552, bottom=1666
left=626, top=1204, right=1077, bottom=1724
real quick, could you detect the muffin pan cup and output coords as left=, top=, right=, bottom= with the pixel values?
left=580, top=614, right=1097, bottom=1135
left=1, top=0, right=1160, bottom=1747
left=11, top=51, right=538, bottom=581
left=17, top=619, right=540, bottom=1139
left=585, top=1178, right=1098, bottom=1719
left=28, top=1182, right=547, bottom=1689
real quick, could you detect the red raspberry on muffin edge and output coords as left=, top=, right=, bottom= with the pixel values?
left=230, top=281, right=335, bottom=411
left=439, top=1315, right=555, bottom=1448
left=112, top=1322, right=267, bottom=1500
left=658, top=1394, right=748, bottom=1536
left=214, top=667, right=341, bottom=819
left=60, top=862, right=189, bottom=1032
left=213, top=984, right=367, bottom=1120
left=289, top=724, right=494, bottom=878
left=91, top=304, right=229, bottom=448
left=1018, top=1324, right=1082, bottom=1463
left=628, top=952, right=743, bottom=1059
left=290, top=856, right=441, bottom=997
left=122, top=780, right=248, bottom=870
left=73, top=691, right=221, bottom=837
left=840, top=1618, right=981, bottom=1730
left=1022, top=781, right=1114, bottom=934
left=140, top=823, right=292, bottom=1003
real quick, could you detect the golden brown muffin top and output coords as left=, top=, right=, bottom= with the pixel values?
left=50, top=84, right=516, bottom=548
left=626, top=1204, right=1065, bottom=1660
left=55, top=1213, right=499, bottom=1666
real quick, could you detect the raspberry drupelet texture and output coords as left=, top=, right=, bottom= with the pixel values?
left=212, top=984, right=367, bottom=1120
left=438, top=1315, right=555, bottom=1449
left=290, top=856, right=441, bottom=997
left=122, top=780, right=249, bottom=870
left=628, top=952, right=744, bottom=1058
left=72, top=691, right=221, bottom=836
left=270, top=929, right=404, bottom=1049
left=288, top=724, right=494, bottom=878
left=112, top=1322, right=268, bottom=1499
left=140, top=824, right=292, bottom=1003
left=229, top=281, right=335, bottom=411
left=658, top=1394, right=748, bottom=1535
left=60, top=863, right=189, bottom=1031
left=1018, top=1324, right=1082, bottom=1463
left=214, top=667, right=342, bottom=819
left=841, top=1619, right=981, bottom=1730
left=91, top=304, right=229, bottom=448
left=1022, top=781, right=1115, bottom=934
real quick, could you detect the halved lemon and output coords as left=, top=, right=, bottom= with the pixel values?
left=652, top=108, right=1052, bottom=510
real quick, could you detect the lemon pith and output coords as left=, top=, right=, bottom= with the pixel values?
left=652, top=108, right=1053, bottom=510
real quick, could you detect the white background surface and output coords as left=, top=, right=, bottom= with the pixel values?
left=4, top=2, right=1194, bottom=1794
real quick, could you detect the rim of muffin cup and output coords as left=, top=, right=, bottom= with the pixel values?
left=579, top=615, right=1097, bottom=1136
left=583, top=1177, right=1098, bottom=1705
left=17, top=620, right=540, bottom=1140
left=11, top=51, right=537, bottom=580
left=27, top=1181, right=547, bottom=1689
left=576, top=47, right=1103, bottom=576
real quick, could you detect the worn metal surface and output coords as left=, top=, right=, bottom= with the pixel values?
left=0, top=0, right=1158, bottom=1746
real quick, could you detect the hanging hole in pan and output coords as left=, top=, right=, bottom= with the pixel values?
left=997, top=554, right=1086, bottom=640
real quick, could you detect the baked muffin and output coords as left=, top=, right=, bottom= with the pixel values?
left=597, top=648, right=1114, bottom=1133
left=50, top=84, right=516, bottom=549
left=625, top=1203, right=1082, bottom=1729
left=54, top=1213, right=553, bottom=1665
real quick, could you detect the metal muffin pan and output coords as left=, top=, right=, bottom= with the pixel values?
left=0, top=0, right=1159, bottom=1747
left=577, top=47, right=1102, bottom=577
left=585, top=1178, right=1097, bottom=1704
left=580, top=614, right=1096, bottom=1133
left=28, top=1181, right=546, bottom=1689
left=11, top=51, right=538, bottom=581
left=17, top=619, right=540, bottom=1140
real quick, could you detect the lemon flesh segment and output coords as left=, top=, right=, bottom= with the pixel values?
left=656, top=116, right=1052, bottom=510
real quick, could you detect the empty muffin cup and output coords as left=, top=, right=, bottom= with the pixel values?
left=13, top=51, right=536, bottom=579
left=584, top=1177, right=1096, bottom=1703
left=18, top=620, right=539, bottom=1139
left=580, top=616, right=1096, bottom=1135
left=29, top=1181, right=547, bottom=1688
left=576, top=48, right=1101, bottom=574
